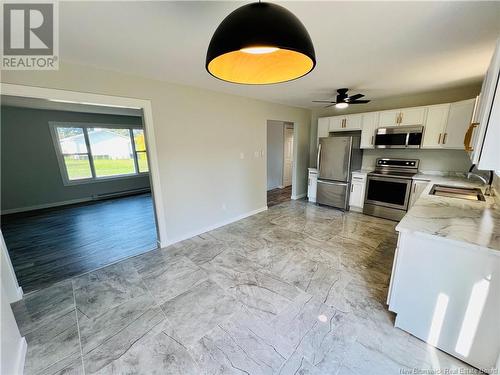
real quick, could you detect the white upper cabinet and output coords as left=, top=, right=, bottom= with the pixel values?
left=442, top=99, right=475, bottom=149
left=468, top=38, right=500, bottom=170
left=317, top=117, right=330, bottom=139
left=345, top=114, right=362, bottom=130
left=421, top=104, right=450, bottom=148
left=421, top=99, right=475, bottom=149
left=329, top=116, right=345, bottom=131
left=360, top=112, right=379, bottom=149
left=378, top=107, right=426, bottom=127
left=329, top=114, right=362, bottom=131
left=378, top=110, right=401, bottom=127
left=399, top=107, right=426, bottom=126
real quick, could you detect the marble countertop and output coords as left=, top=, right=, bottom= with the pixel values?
left=396, top=175, right=500, bottom=254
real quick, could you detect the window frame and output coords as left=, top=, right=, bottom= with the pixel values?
left=49, top=122, right=149, bottom=186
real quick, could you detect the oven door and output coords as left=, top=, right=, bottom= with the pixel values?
left=364, top=175, right=412, bottom=210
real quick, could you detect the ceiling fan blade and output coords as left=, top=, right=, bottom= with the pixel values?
left=347, top=94, right=364, bottom=101
left=312, top=100, right=336, bottom=103
left=350, top=100, right=370, bottom=104
left=324, top=103, right=336, bottom=108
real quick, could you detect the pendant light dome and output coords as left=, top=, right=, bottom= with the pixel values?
left=206, top=2, right=316, bottom=85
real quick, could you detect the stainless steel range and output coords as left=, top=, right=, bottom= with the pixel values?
left=363, top=158, right=419, bottom=221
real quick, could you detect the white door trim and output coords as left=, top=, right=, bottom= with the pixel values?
left=265, top=119, right=298, bottom=199
left=282, top=125, right=294, bottom=188
left=0, top=83, right=169, bottom=296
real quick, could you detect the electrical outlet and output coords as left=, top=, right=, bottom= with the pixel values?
left=240, top=152, right=245, bottom=159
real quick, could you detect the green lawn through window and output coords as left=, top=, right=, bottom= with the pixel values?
left=64, top=157, right=149, bottom=180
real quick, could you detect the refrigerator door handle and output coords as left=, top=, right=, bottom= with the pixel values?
left=317, top=180, right=347, bottom=186
left=317, top=143, right=322, bottom=171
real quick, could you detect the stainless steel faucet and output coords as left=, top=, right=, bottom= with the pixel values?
left=467, top=164, right=494, bottom=196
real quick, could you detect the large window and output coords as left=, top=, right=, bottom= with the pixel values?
left=51, top=123, right=148, bottom=184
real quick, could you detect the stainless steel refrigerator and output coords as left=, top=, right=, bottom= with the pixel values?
left=316, top=133, right=362, bottom=210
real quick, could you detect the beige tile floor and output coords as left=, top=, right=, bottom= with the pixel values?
left=11, top=200, right=475, bottom=374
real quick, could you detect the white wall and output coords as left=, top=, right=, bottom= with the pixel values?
left=1, top=106, right=149, bottom=213
left=362, top=149, right=472, bottom=173
left=1, top=232, right=22, bottom=303
left=267, top=121, right=284, bottom=190
left=1, top=63, right=311, bottom=244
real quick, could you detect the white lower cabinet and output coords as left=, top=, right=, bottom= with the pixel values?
left=389, top=231, right=500, bottom=371
left=349, top=172, right=366, bottom=211
left=307, top=168, right=318, bottom=203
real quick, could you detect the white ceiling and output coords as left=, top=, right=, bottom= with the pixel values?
left=1, top=95, right=143, bottom=116
left=59, top=1, right=500, bottom=108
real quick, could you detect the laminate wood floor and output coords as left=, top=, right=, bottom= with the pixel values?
left=267, top=185, right=292, bottom=207
left=2, top=193, right=158, bottom=293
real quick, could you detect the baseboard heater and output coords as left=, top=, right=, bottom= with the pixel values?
left=2, top=188, right=152, bottom=215
left=93, top=188, right=151, bottom=200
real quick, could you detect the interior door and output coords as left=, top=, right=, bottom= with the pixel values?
left=318, top=137, right=351, bottom=181
left=282, top=126, right=294, bottom=187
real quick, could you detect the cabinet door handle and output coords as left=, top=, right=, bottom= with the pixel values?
left=464, top=122, right=479, bottom=151
left=413, top=184, right=416, bottom=193
left=351, top=184, right=354, bottom=192
left=371, top=135, right=374, bottom=145
left=442, top=133, right=447, bottom=144
left=438, top=133, right=442, bottom=144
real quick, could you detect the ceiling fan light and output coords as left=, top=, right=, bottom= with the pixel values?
left=335, top=102, right=349, bottom=109
left=206, top=2, right=316, bottom=85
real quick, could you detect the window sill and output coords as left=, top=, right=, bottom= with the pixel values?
left=63, top=172, right=150, bottom=186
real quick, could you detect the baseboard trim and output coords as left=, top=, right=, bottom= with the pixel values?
left=291, top=193, right=306, bottom=200
left=14, top=337, right=27, bottom=375
left=163, top=206, right=268, bottom=247
left=1, top=189, right=151, bottom=215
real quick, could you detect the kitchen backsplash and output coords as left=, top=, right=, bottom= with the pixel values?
left=361, top=149, right=472, bottom=173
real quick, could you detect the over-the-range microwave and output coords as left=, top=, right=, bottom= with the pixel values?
left=374, top=125, right=423, bottom=149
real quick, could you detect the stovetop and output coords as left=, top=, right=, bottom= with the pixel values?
left=368, top=158, right=420, bottom=180
left=368, top=170, right=417, bottom=179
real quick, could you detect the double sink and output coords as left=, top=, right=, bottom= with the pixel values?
left=429, top=184, right=486, bottom=202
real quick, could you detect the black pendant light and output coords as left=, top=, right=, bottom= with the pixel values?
left=206, top=2, right=316, bottom=85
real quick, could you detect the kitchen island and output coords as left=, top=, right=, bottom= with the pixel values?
left=387, top=175, right=500, bottom=373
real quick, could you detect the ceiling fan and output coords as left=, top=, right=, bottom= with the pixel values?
left=313, top=88, right=370, bottom=109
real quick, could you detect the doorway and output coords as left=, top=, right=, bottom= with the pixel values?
left=266, top=120, right=294, bottom=207
left=0, top=86, right=165, bottom=294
